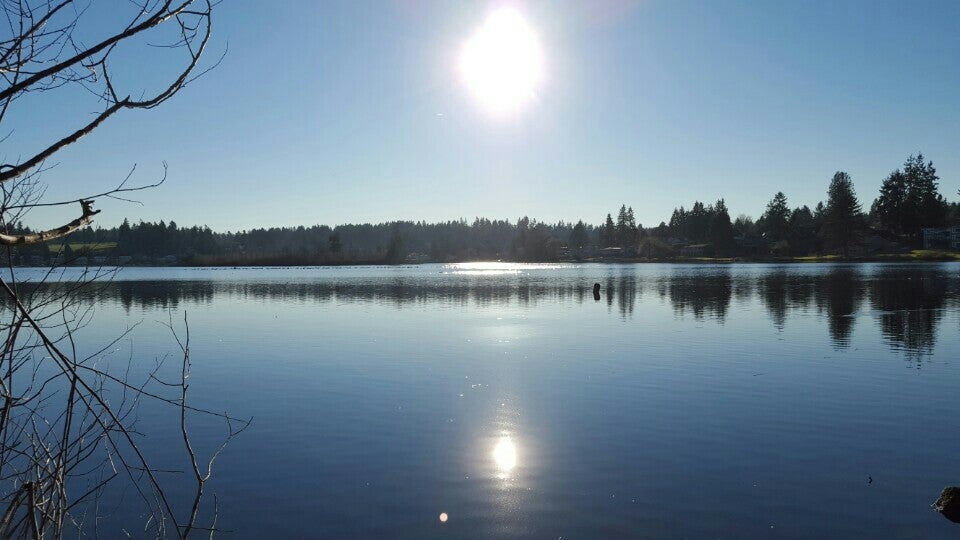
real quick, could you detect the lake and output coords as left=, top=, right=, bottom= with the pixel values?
left=18, top=262, right=960, bottom=538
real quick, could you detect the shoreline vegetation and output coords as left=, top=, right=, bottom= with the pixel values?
left=189, top=248, right=960, bottom=266
left=18, top=240, right=960, bottom=268
left=194, top=250, right=960, bottom=267
left=7, top=154, right=959, bottom=269
left=25, top=249, right=960, bottom=268
left=189, top=253, right=960, bottom=267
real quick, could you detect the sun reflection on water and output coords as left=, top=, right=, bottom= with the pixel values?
left=492, top=436, right=517, bottom=476
left=443, top=262, right=570, bottom=276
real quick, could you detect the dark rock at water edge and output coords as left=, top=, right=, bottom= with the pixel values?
left=933, top=486, right=960, bottom=523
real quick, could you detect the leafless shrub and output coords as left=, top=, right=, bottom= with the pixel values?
left=0, top=1, right=248, bottom=537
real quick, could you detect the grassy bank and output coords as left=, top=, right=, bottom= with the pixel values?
left=786, top=250, right=960, bottom=263
left=46, top=242, right=117, bottom=253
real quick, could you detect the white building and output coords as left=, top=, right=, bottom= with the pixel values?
left=922, top=227, right=960, bottom=250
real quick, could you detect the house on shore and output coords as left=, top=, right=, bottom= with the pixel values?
left=598, top=247, right=628, bottom=260
left=679, top=244, right=710, bottom=257
left=922, top=227, right=960, bottom=250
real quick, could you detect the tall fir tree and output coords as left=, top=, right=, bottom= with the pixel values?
left=821, top=171, right=863, bottom=256
left=788, top=206, right=817, bottom=255
left=710, top=199, right=735, bottom=256
left=870, top=169, right=908, bottom=233
left=870, top=154, right=947, bottom=238
left=615, top=205, right=630, bottom=248
left=602, top=214, right=616, bottom=248
left=569, top=220, right=589, bottom=252
left=669, top=206, right=687, bottom=239
left=689, top=201, right=709, bottom=242
left=384, top=222, right=405, bottom=263
left=760, top=192, right=790, bottom=243
left=902, top=153, right=947, bottom=234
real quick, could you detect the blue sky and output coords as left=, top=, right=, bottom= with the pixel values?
left=16, top=0, right=960, bottom=231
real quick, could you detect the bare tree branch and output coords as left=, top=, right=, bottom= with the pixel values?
left=0, top=1, right=240, bottom=537
left=0, top=199, right=99, bottom=245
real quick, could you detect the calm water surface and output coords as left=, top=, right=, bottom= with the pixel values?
left=27, top=262, right=960, bottom=538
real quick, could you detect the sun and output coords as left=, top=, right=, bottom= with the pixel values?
left=458, top=7, right=544, bottom=116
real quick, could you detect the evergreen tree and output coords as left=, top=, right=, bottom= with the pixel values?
left=117, top=218, right=131, bottom=255
left=821, top=171, right=863, bottom=256
left=689, top=201, right=709, bottom=242
left=384, top=223, right=405, bottom=263
left=950, top=198, right=960, bottom=226
left=760, top=192, right=790, bottom=243
left=615, top=205, right=630, bottom=248
left=329, top=232, right=342, bottom=254
left=512, top=216, right=530, bottom=259
left=870, top=154, right=946, bottom=238
left=166, top=220, right=179, bottom=255
left=871, top=169, right=908, bottom=233
left=902, top=153, right=947, bottom=234
left=710, top=199, right=735, bottom=255
left=602, top=213, right=616, bottom=248
left=626, top=206, right=639, bottom=246
left=813, top=201, right=826, bottom=221
left=569, top=220, right=589, bottom=253
left=669, top=207, right=687, bottom=239
left=788, top=206, right=817, bottom=255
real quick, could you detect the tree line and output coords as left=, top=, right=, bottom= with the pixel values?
left=8, top=153, right=958, bottom=265
left=639, top=153, right=957, bottom=258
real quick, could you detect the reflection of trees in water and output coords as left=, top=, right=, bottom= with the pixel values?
left=16, top=266, right=958, bottom=356
left=733, top=275, right=754, bottom=304
left=757, top=270, right=790, bottom=329
left=788, top=274, right=816, bottom=312
left=750, top=266, right=953, bottom=356
left=868, top=268, right=949, bottom=359
left=33, top=280, right=604, bottom=312
left=664, top=270, right=732, bottom=321
left=814, top=268, right=863, bottom=348
left=754, top=267, right=865, bottom=346
left=116, top=281, right=218, bottom=311
left=610, top=274, right=640, bottom=318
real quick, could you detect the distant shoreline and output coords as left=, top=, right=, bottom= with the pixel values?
left=137, top=251, right=960, bottom=267
left=178, top=250, right=958, bottom=267
left=13, top=249, right=959, bottom=269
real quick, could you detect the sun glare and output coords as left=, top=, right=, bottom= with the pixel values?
left=458, top=7, right=544, bottom=116
left=492, top=436, right=517, bottom=473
